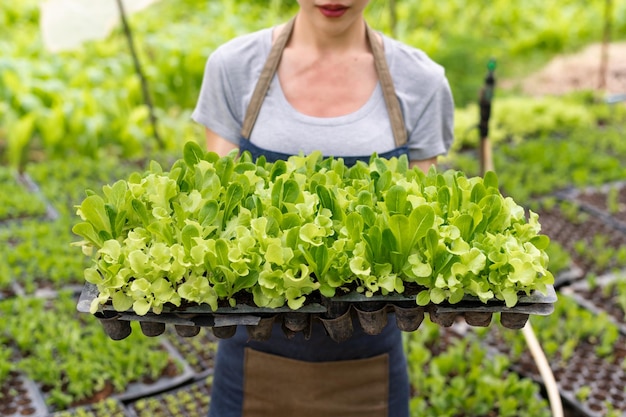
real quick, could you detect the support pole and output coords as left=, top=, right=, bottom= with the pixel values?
left=479, top=59, right=496, bottom=176
left=115, top=0, right=163, bottom=149
left=599, top=0, right=612, bottom=91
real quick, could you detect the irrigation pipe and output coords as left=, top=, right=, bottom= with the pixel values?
left=476, top=56, right=562, bottom=417
left=522, top=321, right=563, bottom=417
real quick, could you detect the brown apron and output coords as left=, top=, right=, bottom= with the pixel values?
left=240, top=17, right=408, bottom=417
left=242, top=348, right=389, bottom=417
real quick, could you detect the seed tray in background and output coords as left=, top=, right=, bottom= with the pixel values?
left=483, top=330, right=626, bottom=417
left=126, top=376, right=213, bottom=417
left=163, top=326, right=219, bottom=379
left=41, top=338, right=195, bottom=416
left=534, top=203, right=626, bottom=277
left=0, top=371, right=49, bottom=417
left=111, top=338, right=196, bottom=403
left=48, top=398, right=130, bottom=417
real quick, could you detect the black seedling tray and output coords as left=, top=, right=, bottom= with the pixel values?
left=77, top=283, right=556, bottom=342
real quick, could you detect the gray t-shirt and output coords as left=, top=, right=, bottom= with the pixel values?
left=192, top=27, right=454, bottom=161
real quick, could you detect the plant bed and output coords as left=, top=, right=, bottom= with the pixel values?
left=0, top=219, right=92, bottom=296
left=558, top=181, right=626, bottom=233
left=0, top=371, right=49, bottom=417
left=552, top=263, right=584, bottom=289
left=74, top=145, right=555, bottom=342
left=479, top=295, right=626, bottom=417
left=24, top=155, right=155, bottom=218
left=560, top=270, right=626, bottom=335
left=484, top=335, right=626, bottom=417
left=0, top=291, right=194, bottom=412
left=126, top=376, right=213, bottom=417
left=533, top=202, right=626, bottom=277
left=0, top=168, right=58, bottom=225
left=49, top=398, right=129, bottom=417
left=0, top=280, right=24, bottom=301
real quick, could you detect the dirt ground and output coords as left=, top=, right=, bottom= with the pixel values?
left=505, top=42, right=626, bottom=98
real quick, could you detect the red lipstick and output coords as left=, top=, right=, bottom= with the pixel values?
left=318, top=4, right=349, bottom=18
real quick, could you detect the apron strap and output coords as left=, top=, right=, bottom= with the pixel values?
left=240, top=17, right=295, bottom=141
left=240, top=17, right=408, bottom=148
left=366, top=25, right=408, bottom=148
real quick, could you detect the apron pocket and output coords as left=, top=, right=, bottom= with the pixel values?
left=242, top=348, right=389, bottom=417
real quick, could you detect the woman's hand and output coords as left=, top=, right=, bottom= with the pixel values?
left=205, top=128, right=238, bottom=156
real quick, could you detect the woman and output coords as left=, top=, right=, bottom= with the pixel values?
left=192, top=1, right=454, bottom=416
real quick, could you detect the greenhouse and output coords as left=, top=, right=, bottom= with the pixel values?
left=1, top=1, right=626, bottom=416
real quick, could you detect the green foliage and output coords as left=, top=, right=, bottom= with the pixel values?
left=130, top=377, right=212, bottom=417
left=573, top=234, right=626, bottom=272
left=0, top=156, right=152, bottom=294
left=604, top=272, right=626, bottom=316
left=453, top=94, right=598, bottom=151
left=2, top=0, right=626, bottom=165
left=50, top=398, right=127, bottom=417
left=0, top=0, right=286, bottom=166
left=0, top=344, right=13, bottom=385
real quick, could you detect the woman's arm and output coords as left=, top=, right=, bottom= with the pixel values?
left=205, top=128, right=238, bottom=156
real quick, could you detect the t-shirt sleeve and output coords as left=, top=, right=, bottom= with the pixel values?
left=191, top=50, right=242, bottom=145
left=406, top=77, right=455, bottom=162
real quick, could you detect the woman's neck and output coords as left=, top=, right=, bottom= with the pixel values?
left=289, top=12, right=369, bottom=54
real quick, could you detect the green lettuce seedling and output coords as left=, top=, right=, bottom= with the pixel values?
left=74, top=142, right=553, bottom=315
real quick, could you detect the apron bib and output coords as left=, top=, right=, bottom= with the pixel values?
left=210, top=17, right=412, bottom=417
